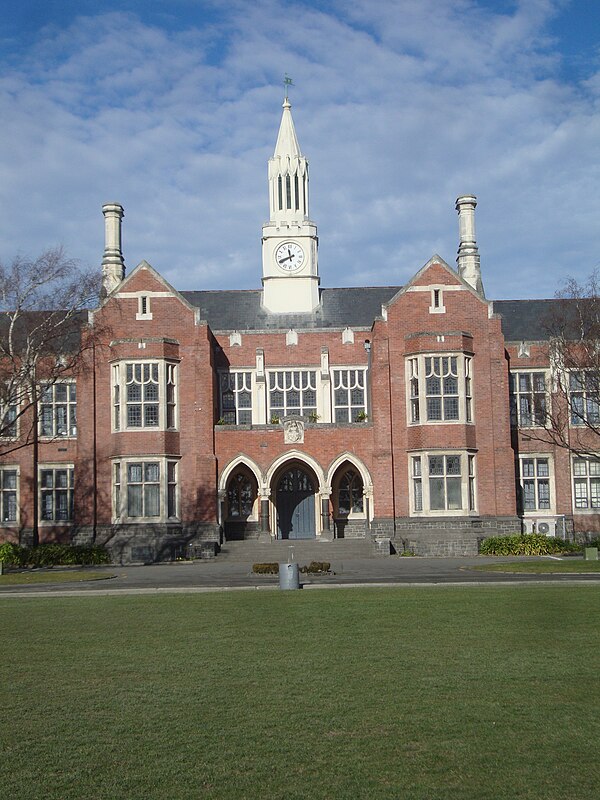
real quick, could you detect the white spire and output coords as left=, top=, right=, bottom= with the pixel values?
left=268, top=98, right=309, bottom=222
left=273, top=98, right=302, bottom=159
left=456, top=195, right=484, bottom=296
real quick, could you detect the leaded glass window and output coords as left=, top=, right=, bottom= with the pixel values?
left=332, top=369, right=366, bottom=423
left=269, top=370, right=317, bottom=418
left=219, top=372, right=252, bottom=424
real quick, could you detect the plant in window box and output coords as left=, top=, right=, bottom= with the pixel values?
left=270, top=414, right=280, bottom=424
left=307, top=412, right=320, bottom=423
left=216, top=417, right=226, bottom=425
left=355, top=411, right=368, bottom=422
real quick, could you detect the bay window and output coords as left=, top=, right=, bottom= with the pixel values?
left=407, top=354, right=473, bottom=424
left=112, top=361, right=178, bottom=431
left=410, top=452, right=477, bottom=515
left=113, top=458, right=179, bottom=521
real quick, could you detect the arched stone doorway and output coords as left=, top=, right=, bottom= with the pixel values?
left=275, top=465, right=317, bottom=539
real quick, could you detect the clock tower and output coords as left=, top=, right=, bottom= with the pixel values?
left=262, top=96, right=320, bottom=313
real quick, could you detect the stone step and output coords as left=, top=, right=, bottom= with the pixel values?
left=217, top=537, right=376, bottom=563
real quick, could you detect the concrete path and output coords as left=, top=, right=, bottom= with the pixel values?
left=1, top=555, right=599, bottom=596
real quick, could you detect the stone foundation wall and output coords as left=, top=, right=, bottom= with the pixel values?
left=369, top=515, right=523, bottom=556
left=334, top=519, right=368, bottom=539
left=73, top=522, right=221, bottom=564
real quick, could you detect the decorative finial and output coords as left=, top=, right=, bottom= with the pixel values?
left=284, top=74, right=294, bottom=100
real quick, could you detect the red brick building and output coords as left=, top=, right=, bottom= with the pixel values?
left=1, top=98, right=597, bottom=561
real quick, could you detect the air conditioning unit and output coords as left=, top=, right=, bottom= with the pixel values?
left=535, top=517, right=557, bottom=537
left=522, top=517, right=558, bottom=536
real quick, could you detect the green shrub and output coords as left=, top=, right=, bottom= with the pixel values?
left=252, top=563, right=279, bottom=574
left=0, top=542, right=26, bottom=566
left=479, top=534, right=577, bottom=556
left=585, top=537, right=600, bottom=549
left=299, top=561, right=331, bottom=574
left=0, top=543, right=110, bottom=568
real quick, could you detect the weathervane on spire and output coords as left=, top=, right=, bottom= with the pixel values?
left=284, top=74, right=294, bottom=100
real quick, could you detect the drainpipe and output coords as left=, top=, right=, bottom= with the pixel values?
left=386, top=339, right=397, bottom=536
left=92, top=339, right=97, bottom=542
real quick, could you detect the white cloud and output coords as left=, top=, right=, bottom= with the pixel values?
left=0, top=0, right=599, bottom=300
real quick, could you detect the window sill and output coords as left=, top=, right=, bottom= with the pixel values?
left=410, top=510, right=478, bottom=518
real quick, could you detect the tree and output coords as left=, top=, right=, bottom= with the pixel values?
left=0, top=247, right=101, bottom=544
left=523, top=271, right=600, bottom=458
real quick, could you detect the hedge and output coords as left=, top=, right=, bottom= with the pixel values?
left=479, top=534, right=577, bottom=556
left=0, top=543, right=111, bottom=567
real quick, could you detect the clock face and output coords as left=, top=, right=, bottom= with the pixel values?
left=275, top=241, right=305, bottom=272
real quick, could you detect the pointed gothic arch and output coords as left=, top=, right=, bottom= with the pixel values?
left=328, top=454, right=373, bottom=539
left=266, top=451, right=325, bottom=540
left=219, top=456, right=262, bottom=541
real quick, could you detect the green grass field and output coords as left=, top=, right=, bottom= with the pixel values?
left=469, top=560, right=600, bottom=573
left=2, top=586, right=599, bottom=800
left=0, top=570, right=114, bottom=586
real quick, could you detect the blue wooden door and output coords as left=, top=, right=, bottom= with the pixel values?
left=276, top=468, right=316, bottom=539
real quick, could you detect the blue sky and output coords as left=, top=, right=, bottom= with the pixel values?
left=1, top=0, right=600, bottom=300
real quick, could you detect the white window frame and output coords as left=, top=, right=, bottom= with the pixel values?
left=406, top=354, right=473, bottom=425
left=0, top=466, right=18, bottom=524
left=267, top=369, right=317, bottom=420
left=409, top=451, right=477, bottom=516
left=568, top=370, right=600, bottom=427
left=39, top=464, right=74, bottom=524
left=218, top=371, right=253, bottom=425
left=39, top=381, right=77, bottom=438
left=572, top=455, right=600, bottom=512
left=517, top=455, right=555, bottom=514
left=0, top=402, right=18, bottom=439
left=136, top=295, right=153, bottom=320
left=331, top=368, right=367, bottom=423
left=112, top=360, right=178, bottom=432
left=113, top=457, right=179, bottom=523
left=510, top=370, right=548, bottom=428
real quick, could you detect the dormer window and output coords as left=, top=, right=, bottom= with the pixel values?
left=136, top=295, right=152, bottom=320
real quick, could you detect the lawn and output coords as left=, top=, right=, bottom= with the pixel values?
left=469, top=560, right=600, bottom=574
left=1, top=586, right=599, bottom=800
left=0, top=570, right=114, bottom=586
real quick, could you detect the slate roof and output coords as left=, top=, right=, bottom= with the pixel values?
left=180, top=287, right=400, bottom=332
left=493, top=299, right=567, bottom=342
left=180, top=287, right=571, bottom=341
